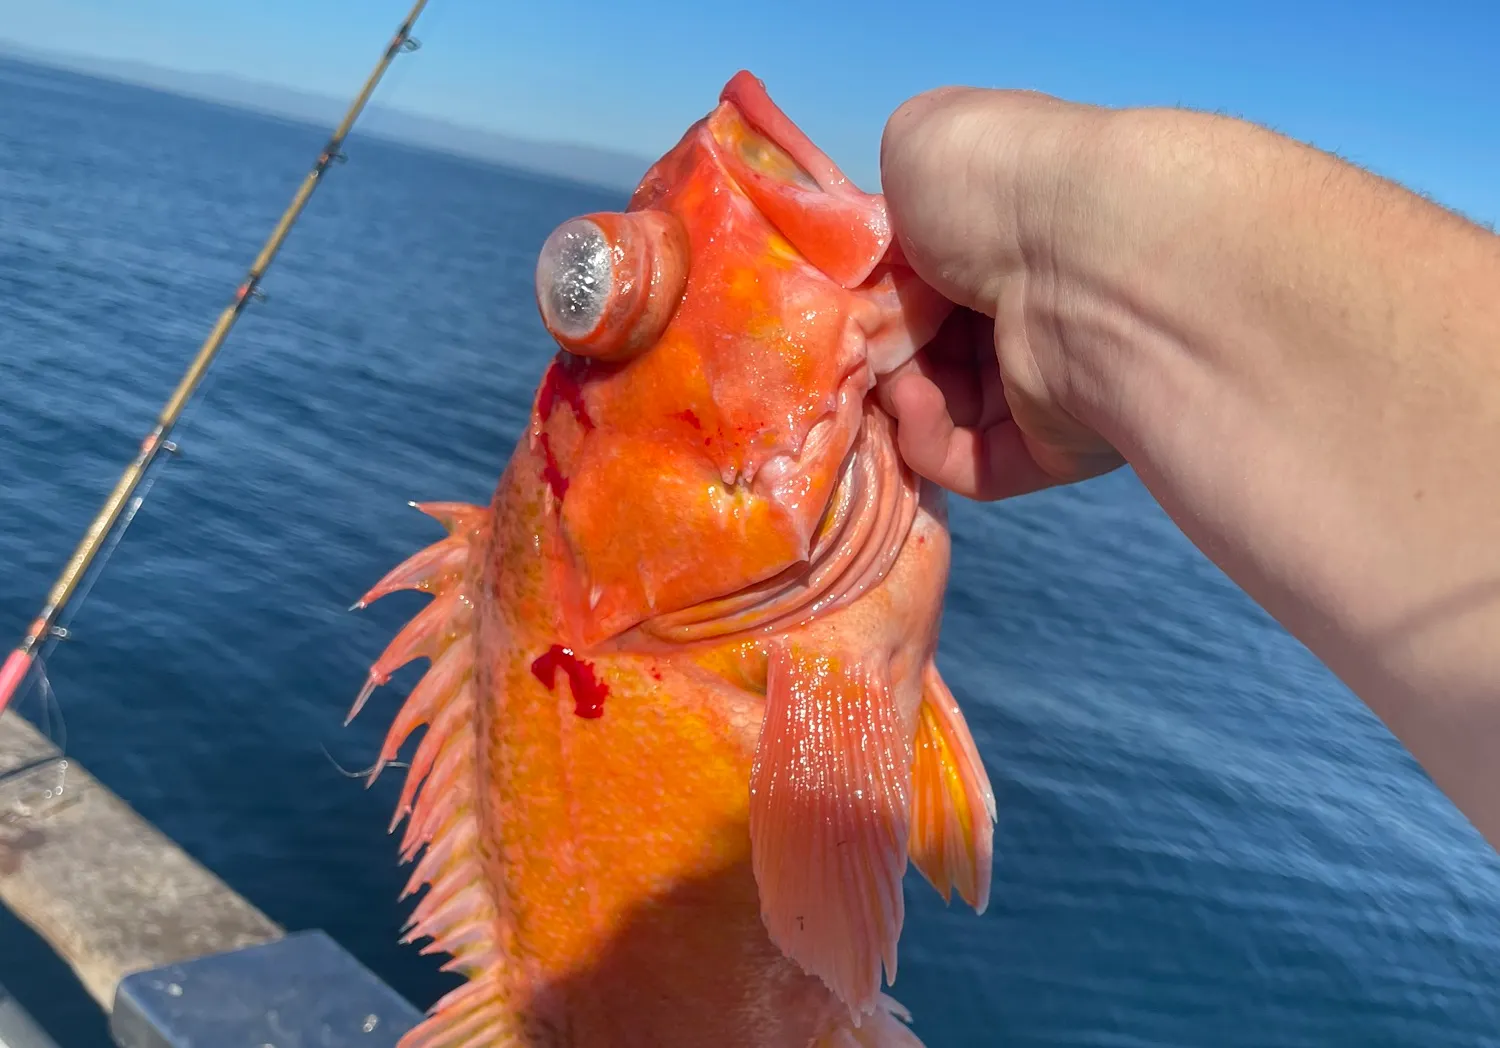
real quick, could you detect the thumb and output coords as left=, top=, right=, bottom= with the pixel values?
left=878, top=86, right=1097, bottom=316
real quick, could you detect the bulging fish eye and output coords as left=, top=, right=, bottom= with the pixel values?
left=535, top=210, right=689, bottom=362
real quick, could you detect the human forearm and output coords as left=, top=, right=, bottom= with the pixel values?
left=1047, top=109, right=1500, bottom=842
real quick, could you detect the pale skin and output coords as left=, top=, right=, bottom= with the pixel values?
left=874, top=87, right=1500, bottom=849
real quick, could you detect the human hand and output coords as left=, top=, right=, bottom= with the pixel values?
left=877, top=81, right=1500, bottom=856
left=875, top=87, right=1126, bottom=501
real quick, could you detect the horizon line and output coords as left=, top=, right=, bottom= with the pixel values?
left=0, top=36, right=654, bottom=193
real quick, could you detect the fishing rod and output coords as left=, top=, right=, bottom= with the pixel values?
left=0, top=0, right=432, bottom=717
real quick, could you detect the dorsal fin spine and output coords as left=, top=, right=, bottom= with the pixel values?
left=350, top=501, right=516, bottom=1047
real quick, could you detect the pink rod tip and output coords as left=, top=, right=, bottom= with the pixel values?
left=0, top=649, right=34, bottom=716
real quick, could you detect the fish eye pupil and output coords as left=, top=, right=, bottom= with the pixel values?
left=539, top=219, right=613, bottom=340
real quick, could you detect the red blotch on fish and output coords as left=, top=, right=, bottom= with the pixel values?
left=530, top=643, right=609, bottom=718
left=538, top=357, right=594, bottom=430
left=675, top=409, right=702, bottom=429
left=538, top=433, right=569, bottom=500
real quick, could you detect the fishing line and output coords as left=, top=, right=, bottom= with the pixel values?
left=48, top=274, right=249, bottom=639
left=0, top=345, right=213, bottom=778
left=0, top=325, right=240, bottom=774
left=0, top=662, right=69, bottom=799
left=320, top=742, right=410, bottom=784
left=26, top=661, right=65, bottom=755
left=0, top=635, right=69, bottom=782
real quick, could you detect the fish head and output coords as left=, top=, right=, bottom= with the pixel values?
left=533, top=70, right=952, bottom=648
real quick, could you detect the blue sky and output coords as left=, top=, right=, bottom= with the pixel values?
left=2, top=0, right=1495, bottom=224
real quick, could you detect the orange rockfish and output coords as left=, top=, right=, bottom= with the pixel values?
left=349, top=71, right=997, bottom=1048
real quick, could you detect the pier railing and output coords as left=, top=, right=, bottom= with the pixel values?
left=0, top=711, right=423, bottom=1047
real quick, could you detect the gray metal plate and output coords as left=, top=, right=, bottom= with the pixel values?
left=110, top=930, right=423, bottom=1048
left=0, top=981, right=60, bottom=1048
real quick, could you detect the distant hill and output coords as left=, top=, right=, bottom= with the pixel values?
left=0, top=39, right=653, bottom=192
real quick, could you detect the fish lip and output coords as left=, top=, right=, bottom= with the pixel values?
left=715, top=70, right=857, bottom=195
left=706, top=72, right=891, bottom=289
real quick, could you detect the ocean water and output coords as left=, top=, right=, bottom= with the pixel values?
left=1, top=56, right=1498, bottom=1048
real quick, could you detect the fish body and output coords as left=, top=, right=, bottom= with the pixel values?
left=352, top=72, right=997, bottom=1048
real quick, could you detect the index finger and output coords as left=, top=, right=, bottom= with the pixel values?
left=879, top=358, right=1066, bottom=502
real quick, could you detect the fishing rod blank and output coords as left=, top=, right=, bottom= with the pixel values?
left=0, top=0, right=432, bottom=716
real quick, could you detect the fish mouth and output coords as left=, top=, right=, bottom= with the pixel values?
left=624, top=401, right=920, bottom=649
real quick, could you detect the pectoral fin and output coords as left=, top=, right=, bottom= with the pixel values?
left=908, top=662, right=997, bottom=913
left=749, top=641, right=913, bottom=1019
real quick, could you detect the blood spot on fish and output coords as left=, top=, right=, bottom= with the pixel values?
left=538, top=356, right=594, bottom=430
left=675, top=409, right=702, bottom=429
left=538, top=433, right=569, bottom=500
left=531, top=643, right=609, bottom=719
left=649, top=667, right=663, bottom=681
